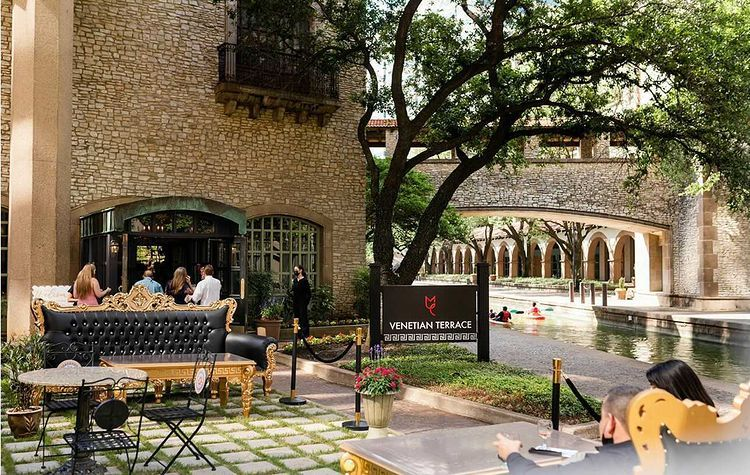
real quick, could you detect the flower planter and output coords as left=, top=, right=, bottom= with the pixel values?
left=256, top=319, right=283, bottom=340
left=615, top=288, right=627, bottom=300
left=7, top=406, right=42, bottom=438
left=360, top=393, right=396, bottom=439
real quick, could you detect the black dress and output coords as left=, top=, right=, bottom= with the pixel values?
left=292, top=276, right=312, bottom=337
left=166, top=281, right=192, bottom=304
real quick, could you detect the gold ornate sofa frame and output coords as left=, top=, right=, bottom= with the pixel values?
left=32, top=285, right=277, bottom=395
left=629, top=380, right=750, bottom=475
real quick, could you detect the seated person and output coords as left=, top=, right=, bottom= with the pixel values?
left=646, top=359, right=715, bottom=407
left=494, top=385, right=641, bottom=474
left=529, top=302, right=543, bottom=317
left=490, top=309, right=497, bottom=320
left=498, top=306, right=512, bottom=323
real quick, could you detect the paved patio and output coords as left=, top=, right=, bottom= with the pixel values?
left=1, top=384, right=365, bottom=475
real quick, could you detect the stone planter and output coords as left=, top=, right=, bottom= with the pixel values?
left=360, top=393, right=396, bottom=439
left=490, top=274, right=497, bottom=281
left=615, top=288, right=627, bottom=300
left=7, top=406, right=42, bottom=438
left=256, top=319, right=283, bottom=340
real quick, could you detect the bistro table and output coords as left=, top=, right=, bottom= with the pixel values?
left=20, top=366, right=148, bottom=475
left=339, top=421, right=600, bottom=475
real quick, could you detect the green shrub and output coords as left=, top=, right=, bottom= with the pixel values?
left=310, top=285, right=335, bottom=321
left=247, top=271, right=274, bottom=317
left=260, top=302, right=284, bottom=320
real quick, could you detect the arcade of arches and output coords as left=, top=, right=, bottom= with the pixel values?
left=426, top=227, right=640, bottom=286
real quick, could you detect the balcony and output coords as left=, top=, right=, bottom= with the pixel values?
left=215, top=43, right=340, bottom=126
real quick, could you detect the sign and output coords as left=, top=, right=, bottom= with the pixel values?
left=381, top=285, right=477, bottom=343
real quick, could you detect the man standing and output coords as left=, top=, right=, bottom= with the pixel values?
left=187, top=264, right=221, bottom=305
left=494, top=385, right=642, bottom=474
left=134, top=269, right=163, bottom=294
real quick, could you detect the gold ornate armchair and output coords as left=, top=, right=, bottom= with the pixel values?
left=629, top=380, right=750, bottom=475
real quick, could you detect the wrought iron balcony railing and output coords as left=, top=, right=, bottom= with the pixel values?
left=218, top=43, right=339, bottom=100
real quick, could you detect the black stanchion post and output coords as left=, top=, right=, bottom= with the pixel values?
left=551, top=358, right=561, bottom=430
left=368, top=263, right=382, bottom=346
left=280, top=318, right=307, bottom=406
left=601, top=283, right=608, bottom=307
left=476, top=262, right=490, bottom=362
left=342, top=327, right=368, bottom=431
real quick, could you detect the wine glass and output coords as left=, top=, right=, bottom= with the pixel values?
left=537, top=420, right=552, bottom=449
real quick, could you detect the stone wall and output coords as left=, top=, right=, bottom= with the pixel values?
left=2, top=0, right=366, bottom=309
left=715, top=202, right=750, bottom=297
left=417, top=160, right=677, bottom=227
left=1, top=0, right=11, bottom=201
left=671, top=195, right=700, bottom=296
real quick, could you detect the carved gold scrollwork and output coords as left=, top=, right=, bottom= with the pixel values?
left=33, top=285, right=237, bottom=333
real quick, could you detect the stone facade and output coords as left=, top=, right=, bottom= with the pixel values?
left=671, top=195, right=700, bottom=296
left=1, top=0, right=366, bottom=310
left=417, top=160, right=677, bottom=228
left=715, top=199, right=750, bottom=297
left=1, top=0, right=10, bottom=200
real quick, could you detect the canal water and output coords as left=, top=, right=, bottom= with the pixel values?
left=503, top=312, right=750, bottom=384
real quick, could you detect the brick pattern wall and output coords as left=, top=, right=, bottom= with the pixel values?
left=417, top=161, right=677, bottom=227
left=671, top=195, right=700, bottom=296
left=715, top=201, right=750, bottom=297
left=1, top=0, right=11, bottom=201
left=6, top=0, right=364, bottom=308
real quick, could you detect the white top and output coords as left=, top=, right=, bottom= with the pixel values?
left=188, top=275, right=222, bottom=305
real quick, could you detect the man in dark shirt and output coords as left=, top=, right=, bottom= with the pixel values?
left=494, top=385, right=642, bottom=474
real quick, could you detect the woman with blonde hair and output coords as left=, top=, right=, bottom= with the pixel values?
left=73, top=263, right=111, bottom=306
left=165, top=267, right=194, bottom=304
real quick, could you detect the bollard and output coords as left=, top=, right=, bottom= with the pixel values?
left=568, top=281, right=574, bottom=303
left=579, top=282, right=586, bottom=304
left=342, top=328, right=369, bottom=431
left=601, top=283, right=608, bottom=306
left=280, top=318, right=307, bottom=406
left=589, top=283, right=596, bottom=306
left=551, top=358, right=561, bottom=430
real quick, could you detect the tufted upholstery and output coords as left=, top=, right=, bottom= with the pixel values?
left=41, top=308, right=230, bottom=362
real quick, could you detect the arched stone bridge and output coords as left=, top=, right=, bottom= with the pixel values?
left=417, top=159, right=676, bottom=232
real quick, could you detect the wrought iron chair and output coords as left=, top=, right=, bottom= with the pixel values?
left=35, top=341, right=97, bottom=468
left=142, top=349, right=217, bottom=474
left=63, top=375, right=149, bottom=475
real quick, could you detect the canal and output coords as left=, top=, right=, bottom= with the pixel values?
left=502, top=312, right=750, bottom=384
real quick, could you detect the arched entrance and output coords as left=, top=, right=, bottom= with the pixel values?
left=463, top=248, right=473, bottom=275
left=439, top=249, right=447, bottom=274
left=499, top=245, right=510, bottom=277
left=530, top=242, right=543, bottom=277
left=544, top=241, right=563, bottom=278
left=487, top=246, right=497, bottom=276
left=586, top=236, right=611, bottom=281
left=454, top=248, right=463, bottom=274
left=430, top=248, right=438, bottom=274
left=613, top=234, right=635, bottom=283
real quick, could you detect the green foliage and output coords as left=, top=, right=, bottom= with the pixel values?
left=260, top=302, right=285, bottom=321
left=342, top=344, right=600, bottom=423
left=352, top=266, right=370, bottom=319
left=1, top=333, right=47, bottom=410
left=618, top=277, right=626, bottom=290
left=366, top=158, right=467, bottom=251
left=282, top=333, right=356, bottom=353
left=310, top=285, right=335, bottom=321
left=247, top=271, right=274, bottom=318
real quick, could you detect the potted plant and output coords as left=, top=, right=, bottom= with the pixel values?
left=1, top=333, right=46, bottom=438
left=355, top=366, right=403, bottom=438
left=257, top=302, right=284, bottom=340
left=615, top=277, right=627, bottom=300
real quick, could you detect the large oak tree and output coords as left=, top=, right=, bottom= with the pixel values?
left=234, top=0, right=750, bottom=284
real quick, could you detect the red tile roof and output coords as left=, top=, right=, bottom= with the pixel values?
left=368, top=118, right=398, bottom=128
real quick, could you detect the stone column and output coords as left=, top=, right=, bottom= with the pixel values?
left=697, top=192, right=719, bottom=297
left=634, top=232, right=663, bottom=293
left=7, top=0, right=73, bottom=338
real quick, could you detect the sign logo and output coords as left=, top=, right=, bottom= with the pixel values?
left=424, top=296, right=437, bottom=317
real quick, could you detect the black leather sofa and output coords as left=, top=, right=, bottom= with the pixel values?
left=32, top=286, right=278, bottom=394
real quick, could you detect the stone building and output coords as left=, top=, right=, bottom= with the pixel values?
left=1, top=0, right=366, bottom=337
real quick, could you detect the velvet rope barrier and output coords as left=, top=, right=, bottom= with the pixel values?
left=300, top=336, right=356, bottom=364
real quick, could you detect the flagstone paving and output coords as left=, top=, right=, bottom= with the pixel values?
left=1, top=386, right=364, bottom=475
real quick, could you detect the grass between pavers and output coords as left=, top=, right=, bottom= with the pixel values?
left=1, top=386, right=362, bottom=475
left=340, top=343, right=601, bottom=424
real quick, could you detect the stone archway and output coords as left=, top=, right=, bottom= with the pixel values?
left=498, top=244, right=510, bottom=277
left=487, top=246, right=497, bottom=276
left=429, top=248, right=438, bottom=274
left=613, top=232, right=635, bottom=283
left=438, top=248, right=447, bottom=274
left=586, top=234, right=612, bottom=281
left=454, top=247, right=464, bottom=274
left=510, top=244, right=520, bottom=277
left=463, top=247, right=473, bottom=275
left=543, top=240, right=563, bottom=278
left=530, top=241, right=543, bottom=277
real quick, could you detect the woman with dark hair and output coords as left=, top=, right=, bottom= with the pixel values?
left=646, top=359, right=715, bottom=407
left=292, top=265, right=312, bottom=338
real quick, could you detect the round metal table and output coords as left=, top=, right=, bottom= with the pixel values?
left=20, top=366, right=148, bottom=474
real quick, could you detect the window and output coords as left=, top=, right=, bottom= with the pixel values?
left=247, top=216, right=319, bottom=290
left=127, top=211, right=231, bottom=235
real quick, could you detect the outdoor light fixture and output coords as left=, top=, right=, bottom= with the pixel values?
left=110, top=240, right=120, bottom=255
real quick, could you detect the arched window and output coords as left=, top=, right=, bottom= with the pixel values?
left=551, top=244, right=562, bottom=278
left=247, top=216, right=320, bottom=289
